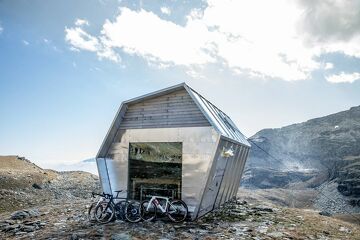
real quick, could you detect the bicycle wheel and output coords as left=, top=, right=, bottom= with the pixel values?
left=167, top=200, right=188, bottom=222
left=95, top=202, right=115, bottom=224
left=88, top=202, right=97, bottom=222
left=140, top=200, right=157, bottom=221
left=124, top=201, right=142, bottom=223
left=114, top=200, right=127, bottom=220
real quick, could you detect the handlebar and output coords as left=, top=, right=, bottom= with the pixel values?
left=91, top=190, right=127, bottom=199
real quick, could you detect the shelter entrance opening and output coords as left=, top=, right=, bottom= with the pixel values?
left=128, top=142, right=182, bottom=201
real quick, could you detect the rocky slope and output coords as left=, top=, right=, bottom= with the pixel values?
left=0, top=156, right=100, bottom=213
left=242, top=105, right=360, bottom=214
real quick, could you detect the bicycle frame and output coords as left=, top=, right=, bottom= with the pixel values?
left=146, top=196, right=172, bottom=213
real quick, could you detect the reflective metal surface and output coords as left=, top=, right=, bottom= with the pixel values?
left=97, top=126, right=220, bottom=219
left=197, top=139, right=250, bottom=218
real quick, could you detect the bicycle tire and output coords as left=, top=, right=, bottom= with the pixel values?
left=167, top=200, right=188, bottom=223
left=95, top=202, right=115, bottom=224
left=140, top=200, right=157, bottom=221
left=114, top=200, right=128, bottom=220
left=88, top=202, right=97, bottom=222
left=124, top=200, right=142, bottom=223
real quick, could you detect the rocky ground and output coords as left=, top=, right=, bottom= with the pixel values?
left=0, top=199, right=359, bottom=240
left=0, top=155, right=360, bottom=239
left=0, top=156, right=100, bottom=213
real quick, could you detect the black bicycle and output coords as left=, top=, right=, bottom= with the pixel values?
left=92, top=190, right=142, bottom=223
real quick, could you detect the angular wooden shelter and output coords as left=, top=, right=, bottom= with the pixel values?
left=96, top=83, right=251, bottom=219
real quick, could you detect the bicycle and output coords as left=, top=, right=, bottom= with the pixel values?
left=88, top=192, right=107, bottom=222
left=140, top=196, right=188, bottom=222
left=91, top=191, right=142, bottom=223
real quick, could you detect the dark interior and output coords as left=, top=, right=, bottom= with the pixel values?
left=128, top=142, right=182, bottom=200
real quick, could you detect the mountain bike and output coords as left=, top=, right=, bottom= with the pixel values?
left=140, top=196, right=188, bottom=222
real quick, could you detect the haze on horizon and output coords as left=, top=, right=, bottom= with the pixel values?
left=1, top=0, right=360, bottom=168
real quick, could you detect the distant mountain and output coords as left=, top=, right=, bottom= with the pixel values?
left=242, top=105, right=360, bottom=198
left=48, top=158, right=98, bottom=175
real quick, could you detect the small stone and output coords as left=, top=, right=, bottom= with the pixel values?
left=21, top=225, right=36, bottom=232
left=188, top=228, right=197, bottom=234
left=3, top=224, right=20, bottom=232
left=339, top=226, right=350, bottom=233
left=10, top=210, right=30, bottom=220
left=111, top=233, right=132, bottom=240
left=319, top=211, right=332, bottom=217
left=32, top=183, right=42, bottom=189
left=253, top=206, right=273, bottom=212
left=268, top=232, right=283, bottom=238
left=70, top=233, right=79, bottom=240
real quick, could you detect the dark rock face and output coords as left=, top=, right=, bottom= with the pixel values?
left=243, top=105, right=360, bottom=196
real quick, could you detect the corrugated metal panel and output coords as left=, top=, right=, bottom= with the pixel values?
left=120, top=89, right=210, bottom=129
left=232, top=148, right=250, bottom=197
left=222, top=144, right=241, bottom=202
left=185, top=85, right=251, bottom=147
left=228, top=146, right=246, bottom=198
left=213, top=141, right=229, bottom=208
left=217, top=142, right=236, bottom=205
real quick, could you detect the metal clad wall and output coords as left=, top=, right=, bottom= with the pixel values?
left=120, top=89, right=210, bottom=129
left=225, top=145, right=241, bottom=201
left=228, top=146, right=246, bottom=198
left=217, top=142, right=236, bottom=205
left=233, top=148, right=250, bottom=195
left=197, top=140, right=227, bottom=216
left=213, top=140, right=231, bottom=208
left=104, top=127, right=220, bottom=220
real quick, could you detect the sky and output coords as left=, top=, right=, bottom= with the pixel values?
left=1, top=0, right=360, bottom=168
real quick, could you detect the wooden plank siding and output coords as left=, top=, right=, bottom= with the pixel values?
left=119, top=89, right=210, bottom=129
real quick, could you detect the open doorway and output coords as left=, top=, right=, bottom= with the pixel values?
left=128, top=142, right=182, bottom=200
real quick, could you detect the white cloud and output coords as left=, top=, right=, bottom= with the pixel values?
left=324, top=62, right=334, bottom=70
left=100, top=8, right=214, bottom=66
left=23, top=40, right=29, bottom=45
left=75, top=18, right=89, bottom=26
left=0, top=23, right=3, bottom=34
left=65, top=27, right=99, bottom=51
left=65, top=0, right=360, bottom=82
left=65, top=25, right=120, bottom=62
left=160, top=7, right=171, bottom=15
left=326, top=72, right=360, bottom=83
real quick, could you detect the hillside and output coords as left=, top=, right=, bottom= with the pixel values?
left=0, top=156, right=100, bottom=213
left=242, top=105, right=360, bottom=215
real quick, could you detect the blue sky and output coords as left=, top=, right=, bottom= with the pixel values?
left=1, top=0, right=360, bottom=167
